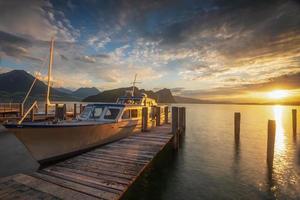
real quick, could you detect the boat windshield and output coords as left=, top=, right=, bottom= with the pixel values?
left=90, top=107, right=104, bottom=119
left=104, top=108, right=120, bottom=120
left=79, top=106, right=93, bottom=119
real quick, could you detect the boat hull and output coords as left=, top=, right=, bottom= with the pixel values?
left=4, top=120, right=141, bottom=162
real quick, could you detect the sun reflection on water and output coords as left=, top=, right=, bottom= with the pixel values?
left=272, top=106, right=286, bottom=154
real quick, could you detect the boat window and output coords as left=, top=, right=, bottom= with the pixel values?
left=79, top=107, right=92, bottom=118
left=122, top=110, right=130, bottom=119
left=104, top=108, right=120, bottom=120
left=131, top=109, right=138, bottom=118
left=91, top=107, right=103, bottom=118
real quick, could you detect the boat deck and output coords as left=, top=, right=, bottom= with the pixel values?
left=0, top=124, right=172, bottom=200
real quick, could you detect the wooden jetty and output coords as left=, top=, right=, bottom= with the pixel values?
left=0, top=106, right=186, bottom=200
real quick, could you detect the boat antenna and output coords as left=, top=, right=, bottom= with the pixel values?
left=46, top=37, right=54, bottom=107
left=131, top=74, right=141, bottom=97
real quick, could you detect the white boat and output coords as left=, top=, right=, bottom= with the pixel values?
left=4, top=95, right=158, bottom=162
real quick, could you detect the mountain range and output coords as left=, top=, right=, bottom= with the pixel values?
left=0, top=70, right=99, bottom=102
left=83, top=87, right=176, bottom=103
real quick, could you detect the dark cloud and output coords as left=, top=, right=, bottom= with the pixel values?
left=244, top=72, right=300, bottom=91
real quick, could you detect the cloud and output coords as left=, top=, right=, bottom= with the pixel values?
left=0, top=0, right=79, bottom=42
left=75, top=55, right=96, bottom=63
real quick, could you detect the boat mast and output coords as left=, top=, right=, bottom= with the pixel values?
left=46, top=38, right=54, bottom=106
left=131, top=74, right=137, bottom=97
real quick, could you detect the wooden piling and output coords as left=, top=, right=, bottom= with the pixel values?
left=63, top=104, right=67, bottom=120
left=19, top=103, right=23, bottom=117
left=156, top=106, right=161, bottom=126
left=79, top=104, right=83, bottom=114
left=172, top=107, right=179, bottom=149
left=292, top=109, right=297, bottom=138
left=45, top=103, right=48, bottom=116
left=73, top=103, right=77, bottom=118
left=178, top=107, right=184, bottom=134
left=55, top=104, right=58, bottom=119
left=234, top=112, right=241, bottom=142
left=142, top=107, right=148, bottom=132
left=182, top=107, right=186, bottom=131
left=164, top=106, right=169, bottom=124
left=267, top=120, right=276, bottom=168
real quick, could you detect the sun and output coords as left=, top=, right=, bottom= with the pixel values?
left=267, top=90, right=289, bottom=99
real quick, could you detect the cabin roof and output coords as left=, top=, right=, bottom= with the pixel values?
left=86, top=103, right=125, bottom=107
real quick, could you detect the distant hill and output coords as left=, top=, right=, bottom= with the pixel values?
left=0, top=70, right=79, bottom=102
left=55, top=87, right=73, bottom=94
left=72, top=87, right=100, bottom=99
left=83, top=87, right=176, bottom=103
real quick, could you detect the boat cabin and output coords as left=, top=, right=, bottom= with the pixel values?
left=78, top=104, right=143, bottom=122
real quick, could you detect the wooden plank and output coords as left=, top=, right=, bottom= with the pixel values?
left=92, top=148, right=155, bottom=159
left=56, top=163, right=134, bottom=180
left=32, top=172, right=119, bottom=200
left=45, top=166, right=131, bottom=185
left=40, top=169, right=127, bottom=192
left=85, top=152, right=149, bottom=164
left=61, top=158, right=138, bottom=176
left=102, top=144, right=160, bottom=154
left=79, top=155, right=144, bottom=171
left=13, top=174, right=97, bottom=200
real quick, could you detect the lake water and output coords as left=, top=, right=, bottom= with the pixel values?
left=124, top=104, right=300, bottom=200
left=0, top=104, right=299, bottom=199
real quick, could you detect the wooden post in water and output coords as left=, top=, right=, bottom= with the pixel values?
left=234, top=112, right=241, bottom=142
left=164, top=106, right=169, bottom=124
left=178, top=107, right=184, bottom=134
left=182, top=107, right=186, bottom=131
left=267, top=120, right=276, bottom=168
left=156, top=106, right=161, bottom=126
left=172, top=107, right=179, bottom=149
left=19, top=103, right=23, bottom=117
left=292, top=109, right=297, bottom=138
left=80, top=104, right=83, bottom=114
left=63, top=104, right=67, bottom=120
left=55, top=104, right=58, bottom=119
left=45, top=103, right=48, bottom=116
left=142, top=107, right=148, bottom=132
left=73, top=104, right=77, bottom=118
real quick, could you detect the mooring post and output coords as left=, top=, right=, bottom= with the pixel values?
left=19, top=103, right=24, bottom=117
left=80, top=104, right=83, bottom=114
left=267, top=120, right=276, bottom=168
left=63, top=104, right=67, bottom=120
left=55, top=104, right=58, bottom=118
left=156, top=106, right=161, bottom=126
left=172, top=107, right=179, bottom=149
left=73, top=103, right=77, bottom=118
left=182, top=107, right=186, bottom=131
left=142, top=107, right=148, bottom=132
left=292, top=109, right=297, bottom=138
left=178, top=107, right=184, bottom=134
left=234, top=112, right=241, bottom=142
left=45, top=103, right=48, bottom=116
left=164, top=106, right=169, bottom=124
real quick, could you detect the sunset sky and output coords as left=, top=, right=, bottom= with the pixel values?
left=0, top=0, right=299, bottom=103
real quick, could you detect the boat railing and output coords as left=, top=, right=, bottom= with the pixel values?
left=0, top=103, right=20, bottom=113
left=17, top=101, right=38, bottom=125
